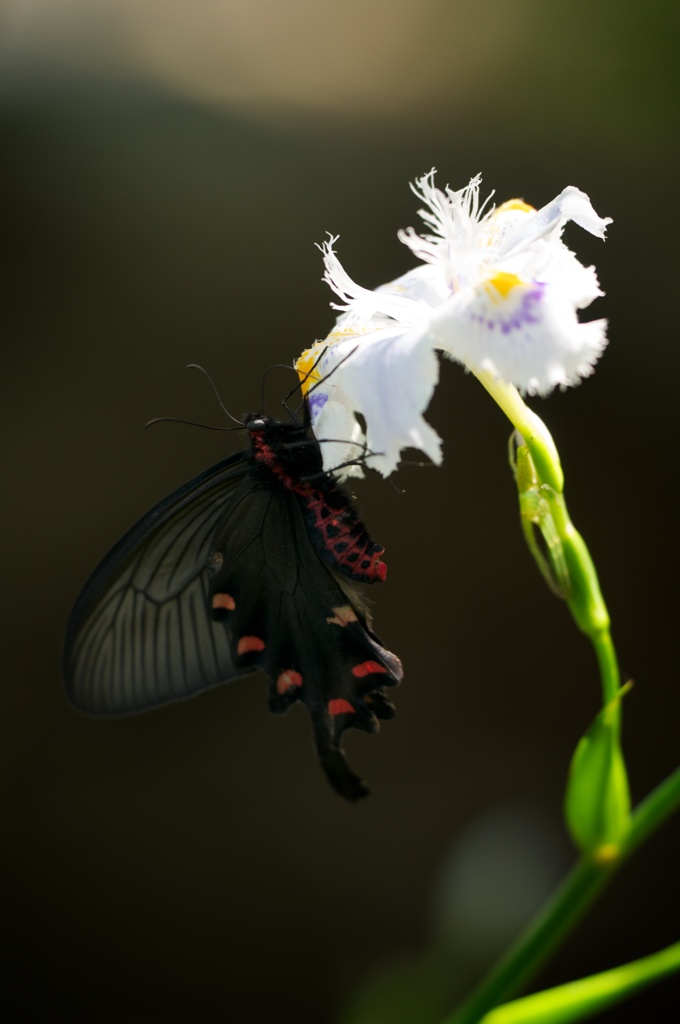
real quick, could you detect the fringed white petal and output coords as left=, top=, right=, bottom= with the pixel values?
left=430, top=275, right=608, bottom=395
left=495, top=186, right=612, bottom=261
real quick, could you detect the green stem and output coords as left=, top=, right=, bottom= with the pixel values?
left=478, top=372, right=620, bottom=713
left=442, top=861, right=609, bottom=1024
left=442, top=767, right=680, bottom=1024
left=448, top=374, right=677, bottom=1023
left=590, top=629, right=621, bottom=710
left=474, top=371, right=563, bottom=492
left=547, top=495, right=621, bottom=714
left=626, top=765, right=680, bottom=856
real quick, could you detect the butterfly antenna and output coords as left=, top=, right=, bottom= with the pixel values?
left=285, top=345, right=360, bottom=422
left=287, top=347, right=327, bottom=403
left=145, top=416, right=242, bottom=432
left=186, top=363, right=243, bottom=425
left=260, top=363, right=304, bottom=417
left=258, top=352, right=324, bottom=428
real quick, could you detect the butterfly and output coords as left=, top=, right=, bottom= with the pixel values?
left=62, top=383, right=402, bottom=800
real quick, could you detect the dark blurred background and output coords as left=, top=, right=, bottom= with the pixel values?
left=2, top=2, right=678, bottom=1022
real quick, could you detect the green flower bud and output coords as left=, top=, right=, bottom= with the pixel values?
left=564, top=685, right=632, bottom=861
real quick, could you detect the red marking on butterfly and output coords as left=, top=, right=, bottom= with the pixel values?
left=328, top=698, right=356, bottom=717
left=237, top=636, right=266, bottom=655
left=352, top=660, right=389, bottom=678
left=300, top=487, right=387, bottom=583
left=63, top=400, right=402, bottom=802
left=276, top=669, right=304, bottom=694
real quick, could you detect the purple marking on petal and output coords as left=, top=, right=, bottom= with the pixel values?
left=500, top=283, right=546, bottom=334
left=309, top=391, right=328, bottom=418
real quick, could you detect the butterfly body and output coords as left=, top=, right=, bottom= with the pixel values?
left=246, top=415, right=388, bottom=583
left=64, top=409, right=401, bottom=800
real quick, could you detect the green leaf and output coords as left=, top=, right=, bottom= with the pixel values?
left=480, top=940, right=680, bottom=1024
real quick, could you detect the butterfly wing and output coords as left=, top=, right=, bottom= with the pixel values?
left=63, top=452, right=256, bottom=714
left=208, top=473, right=402, bottom=800
left=64, top=436, right=402, bottom=800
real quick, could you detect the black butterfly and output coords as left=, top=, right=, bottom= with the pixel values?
left=63, top=394, right=402, bottom=800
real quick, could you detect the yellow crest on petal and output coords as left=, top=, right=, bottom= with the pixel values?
left=483, top=271, right=524, bottom=302
left=295, top=344, right=325, bottom=396
left=496, top=198, right=536, bottom=214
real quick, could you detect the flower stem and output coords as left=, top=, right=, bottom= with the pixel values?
left=474, top=372, right=563, bottom=492
left=590, top=628, right=621, bottom=710
left=441, top=373, right=680, bottom=1024
left=475, top=372, right=619, bottom=710
left=442, top=768, right=680, bottom=1024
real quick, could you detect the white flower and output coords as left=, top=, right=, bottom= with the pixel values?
left=296, top=171, right=611, bottom=477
